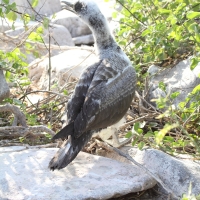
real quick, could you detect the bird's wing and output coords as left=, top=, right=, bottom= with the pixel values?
left=67, top=59, right=102, bottom=124
left=73, top=59, right=136, bottom=138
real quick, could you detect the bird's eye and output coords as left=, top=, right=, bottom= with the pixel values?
left=74, top=2, right=86, bottom=12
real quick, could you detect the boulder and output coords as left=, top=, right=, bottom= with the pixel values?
left=28, top=48, right=97, bottom=90
left=5, top=24, right=74, bottom=46
left=0, top=146, right=156, bottom=200
left=43, top=24, right=74, bottom=46
left=127, top=148, right=200, bottom=197
left=50, top=10, right=92, bottom=38
left=0, top=18, right=37, bottom=32
left=1, top=23, right=74, bottom=64
left=0, top=70, right=10, bottom=102
left=10, top=0, right=61, bottom=19
left=148, top=58, right=200, bottom=108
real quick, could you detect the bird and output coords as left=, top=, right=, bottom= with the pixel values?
left=49, top=0, right=136, bottom=170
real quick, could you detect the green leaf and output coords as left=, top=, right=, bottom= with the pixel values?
left=137, top=128, right=143, bottom=134
left=36, top=26, right=44, bottom=34
left=134, top=122, right=140, bottom=131
left=63, top=89, right=68, bottom=95
left=144, top=131, right=154, bottom=138
left=10, top=2, right=17, bottom=9
left=195, top=33, right=200, bottom=43
left=19, top=137, right=25, bottom=143
left=2, top=0, right=9, bottom=4
left=148, top=122, right=158, bottom=127
left=190, top=57, right=199, bottom=70
left=112, top=12, right=117, bottom=19
left=164, top=136, right=174, bottom=142
left=141, top=29, right=151, bottom=36
left=132, top=137, right=139, bottom=146
left=31, top=0, right=39, bottom=8
left=192, top=84, right=200, bottom=94
left=158, top=9, right=171, bottom=14
left=6, top=11, right=17, bottom=21
left=170, top=91, right=180, bottom=99
left=125, top=131, right=132, bottom=138
left=156, top=123, right=178, bottom=144
left=158, top=81, right=166, bottom=92
left=13, top=98, right=23, bottom=105
left=43, top=17, right=50, bottom=29
left=187, top=11, right=200, bottom=19
left=138, top=141, right=145, bottom=150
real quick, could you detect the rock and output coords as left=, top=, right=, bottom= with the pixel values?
left=43, top=24, right=74, bottom=46
left=51, top=0, right=117, bottom=45
left=28, top=48, right=97, bottom=90
left=50, top=10, right=92, bottom=38
left=10, top=0, right=61, bottom=19
left=0, top=18, right=37, bottom=32
left=5, top=24, right=74, bottom=46
left=148, top=58, right=200, bottom=108
left=126, top=148, right=200, bottom=198
left=0, top=146, right=156, bottom=200
left=73, top=34, right=94, bottom=45
left=0, top=70, right=10, bottom=102
left=1, top=23, right=74, bottom=64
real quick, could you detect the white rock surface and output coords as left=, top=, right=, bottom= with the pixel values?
left=0, top=70, right=10, bottom=102
left=0, top=146, right=156, bottom=200
left=148, top=58, right=200, bottom=107
left=43, top=24, right=74, bottom=46
left=127, top=148, right=200, bottom=197
left=73, top=34, right=94, bottom=45
left=0, top=18, right=38, bottom=32
left=5, top=23, right=74, bottom=46
left=29, top=48, right=97, bottom=90
left=10, top=0, right=61, bottom=18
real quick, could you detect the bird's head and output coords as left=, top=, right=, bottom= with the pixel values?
left=61, top=0, right=105, bottom=29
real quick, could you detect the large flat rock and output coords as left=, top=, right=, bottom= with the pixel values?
left=0, top=147, right=156, bottom=200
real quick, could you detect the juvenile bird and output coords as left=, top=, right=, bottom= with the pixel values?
left=49, top=0, right=136, bottom=170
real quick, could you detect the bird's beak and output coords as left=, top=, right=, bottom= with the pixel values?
left=61, top=1, right=76, bottom=14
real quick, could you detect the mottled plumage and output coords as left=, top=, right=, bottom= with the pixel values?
left=49, top=0, right=136, bottom=170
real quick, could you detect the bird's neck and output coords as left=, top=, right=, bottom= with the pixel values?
left=88, top=15, right=116, bottom=54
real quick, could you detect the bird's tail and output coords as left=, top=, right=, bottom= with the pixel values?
left=49, top=136, right=79, bottom=170
left=49, top=124, right=93, bottom=170
left=52, top=122, right=74, bottom=140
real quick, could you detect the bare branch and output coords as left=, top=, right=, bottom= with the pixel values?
left=0, top=104, right=27, bottom=127
left=0, top=125, right=55, bottom=140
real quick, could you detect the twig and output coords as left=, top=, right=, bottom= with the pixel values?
left=19, top=90, right=68, bottom=100
left=120, top=113, right=157, bottom=130
left=48, top=30, right=51, bottom=91
left=135, top=91, right=158, bottom=112
left=115, top=0, right=147, bottom=26
left=0, top=125, right=55, bottom=138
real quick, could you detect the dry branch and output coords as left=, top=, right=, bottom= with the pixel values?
left=120, top=113, right=158, bottom=130
left=0, top=125, right=55, bottom=140
left=0, top=103, right=27, bottom=127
